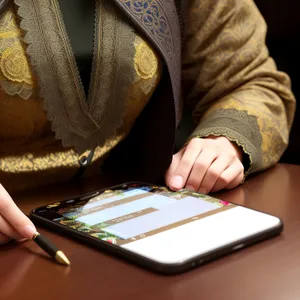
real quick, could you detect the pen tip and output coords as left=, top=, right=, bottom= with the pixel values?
left=55, top=251, right=71, bottom=266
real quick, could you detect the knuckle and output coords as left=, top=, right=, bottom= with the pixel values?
left=173, top=152, right=182, bottom=159
left=191, top=137, right=201, bottom=144
left=212, top=139, right=223, bottom=149
left=218, top=174, right=231, bottom=186
left=211, top=139, right=220, bottom=146
left=194, top=160, right=207, bottom=170
left=235, top=161, right=244, bottom=173
left=208, top=168, right=220, bottom=179
left=171, top=154, right=180, bottom=163
left=189, top=138, right=202, bottom=149
left=227, top=152, right=236, bottom=161
left=181, top=157, right=193, bottom=168
left=210, top=148, right=220, bottom=158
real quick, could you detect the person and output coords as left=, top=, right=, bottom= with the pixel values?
left=0, top=0, right=295, bottom=244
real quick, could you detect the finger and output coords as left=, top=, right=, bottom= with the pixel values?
left=170, top=139, right=203, bottom=190
left=0, top=233, right=11, bottom=245
left=165, top=151, right=183, bottom=186
left=225, top=169, right=244, bottom=190
left=211, top=162, right=244, bottom=192
left=198, top=154, right=233, bottom=194
left=0, top=215, right=23, bottom=240
left=186, top=148, right=218, bottom=193
left=0, top=184, right=36, bottom=239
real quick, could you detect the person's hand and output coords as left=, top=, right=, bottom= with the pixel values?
left=0, top=184, right=36, bottom=245
left=165, top=136, right=244, bottom=194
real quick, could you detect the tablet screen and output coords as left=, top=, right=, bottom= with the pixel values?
left=47, top=183, right=234, bottom=246
left=34, top=182, right=281, bottom=265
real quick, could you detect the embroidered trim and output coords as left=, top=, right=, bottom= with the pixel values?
left=190, top=109, right=263, bottom=175
left=114, top=0, right=181, bottom=120
left=14, top=0, right=136, bottom=153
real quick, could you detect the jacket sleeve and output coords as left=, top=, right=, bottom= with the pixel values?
left=182, top=0, right=296, bottom=175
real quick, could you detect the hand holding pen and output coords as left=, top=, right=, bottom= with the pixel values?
left=0, top=185, right=70, bottom=265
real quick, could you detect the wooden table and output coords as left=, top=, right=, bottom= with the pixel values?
left=1, top=164, right=300, bottom=300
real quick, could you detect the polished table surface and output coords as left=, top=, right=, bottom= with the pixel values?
left=1, top=163, right=300, bottom=300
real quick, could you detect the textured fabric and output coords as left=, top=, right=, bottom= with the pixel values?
left=115, top=0, right=181, bottom=122
left=0, top=0, right=296, bottom=194
left=0, top=3, right=162, bottom=193
left=14, top=0, right=138, bottom=152
left=182, top=0, right=295, bottom=175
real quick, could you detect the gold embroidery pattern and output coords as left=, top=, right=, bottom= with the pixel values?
left=0, top=8, right=33, bottom=100
left=1, top=44, right=32, bottom=84
left=0, top=5, right=162, bottom=194
left=134, top=40, right=158, bottom=80
left=133, top=36, right=161, bottom=97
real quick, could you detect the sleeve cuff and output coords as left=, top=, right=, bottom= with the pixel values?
left=187, top=108, right=264, bottom=176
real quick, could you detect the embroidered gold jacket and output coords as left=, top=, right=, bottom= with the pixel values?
left=0, top=0, right=296, bottom=193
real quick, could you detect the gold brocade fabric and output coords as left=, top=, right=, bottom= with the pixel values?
left=183, top=0, right=296, bottom=175
left=0, top=0, right=296, bottom=194
left=0, top=7, right=162, bottom=193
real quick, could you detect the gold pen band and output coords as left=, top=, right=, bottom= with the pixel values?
left=32, top=232, right=40, bottom=240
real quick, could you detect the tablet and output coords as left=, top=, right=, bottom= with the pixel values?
left=30, top=182, right=283, bottom=274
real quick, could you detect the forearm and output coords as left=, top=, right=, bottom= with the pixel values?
left=183, top=0, right=295, bottom=175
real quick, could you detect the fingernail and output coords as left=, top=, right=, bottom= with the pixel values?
left=171, top=175, right=183, bottom=189
left=23, top=225, right=36, bottom=239
left=198, top=187, right=207, bottom=194
left=186, top=185, right=196, bottom=192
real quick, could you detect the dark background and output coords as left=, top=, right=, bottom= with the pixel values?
left=254, top=0, right=300, bottom=165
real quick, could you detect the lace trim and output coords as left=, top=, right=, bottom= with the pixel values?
left=190, top=109, right=263, bottom=175
left=89, top=0, right=136, bottom=130
left=14, top=0, right=135, bottom=153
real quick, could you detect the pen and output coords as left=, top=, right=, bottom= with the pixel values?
left=32, top=232, right=71, bottom=266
